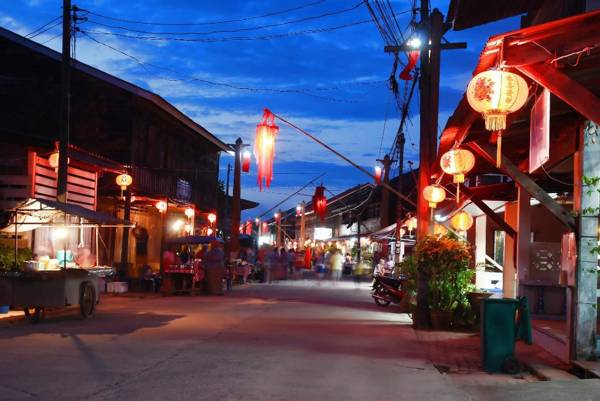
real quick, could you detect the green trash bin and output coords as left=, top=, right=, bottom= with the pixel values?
left=481, top=297, right=532, bottom=373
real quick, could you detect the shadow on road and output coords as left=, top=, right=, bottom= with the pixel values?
left=0, top=310, right=185, bottom=339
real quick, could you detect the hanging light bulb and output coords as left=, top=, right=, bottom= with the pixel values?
left=207, top=213, right=217, bottom=225
left=440, top=148, right=475, bottom=203
left=155, top=201, right=168, bottom=213
left=184, top=207, right=195, bottom=219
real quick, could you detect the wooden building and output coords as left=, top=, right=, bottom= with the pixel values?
left=0, top=27, right=235, bottom=273
left=434, top=2, right=600, bottom=363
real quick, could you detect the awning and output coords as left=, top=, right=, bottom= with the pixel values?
left=1, top=198, right=133, bottom=233
left=370, top=223, right=397, bottom=241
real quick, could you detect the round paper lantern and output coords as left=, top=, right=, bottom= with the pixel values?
left=450, top=211, right=474, bottom=232
left=467, top=70, right=528, bottom=167
left=115, top=173, right=133, bottom=197
left=155, top=200, right=168, bottom=213
left=48, top=151, right=69, bottom=171
left=296, top=204, right=303, bottom=217
left=422, top=184, right=446, bottom=208
left=466, top=70, right=528, bottom=131
left=254, top=109, right=279, bottom=191
left=184, top=207, right=195, bottom=218
left=433, top=223, right=448, bottom=236
left=242, top=150, right=251, bottom=173
left=312, top=186, right=327, bottom=222
left=440, top=148, right=475, bottom=203
left=207, top=213, right=217, bottom=224
left=405, top=217, right=417, bottom=232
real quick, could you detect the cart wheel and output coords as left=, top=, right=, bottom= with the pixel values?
left=24, top=307, right=45, bottom=323
left=80, top=282, right=96, bottom=319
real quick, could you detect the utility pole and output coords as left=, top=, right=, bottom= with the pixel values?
left=224, top=163, right=231, bottom=231
left=230, top=139, right=243, bottom=258
left=383, top=1, right=465, bottom=329
left=395, top=131, right=405, bottom=265
left=57, top=0, right=71, bottom=203
left=378, top=154, right=392, bottom=228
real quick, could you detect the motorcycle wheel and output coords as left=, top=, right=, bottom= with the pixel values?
left=373, top=286, right=391, bottom=307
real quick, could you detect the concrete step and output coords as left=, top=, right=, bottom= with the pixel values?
left=527, top=363, right=579, bottom=381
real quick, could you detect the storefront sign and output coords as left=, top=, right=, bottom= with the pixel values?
left=314, top=227, right=332, bottom=241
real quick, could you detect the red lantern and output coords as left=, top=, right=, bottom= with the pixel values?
left=242, top=150, right=251, bottom=173
left=245, top=220, right=253, bottom=235
left=399, top=51, right=420, bottom=80
left=312, top=185, right=327, bottom=222
left=262, top=221, right=268, bottom=233
left=254, top=109, right=279, bottom=191
left=374, top=166, right=383, bottom=185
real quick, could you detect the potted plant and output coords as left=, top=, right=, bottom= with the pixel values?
left=414, top=234, right=474, bottom=329
left=0, top=244, right=32, bottom=314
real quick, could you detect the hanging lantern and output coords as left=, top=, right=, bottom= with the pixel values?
left=207, top=213, right=217, bottom=225
left=374, top=165, right=383, bottom=185
left=450, top=210, right=474, bottom=232
left=466, top=70, right=529, bottom=167
left=245, top=220, right=253, bottom=235
left=433, top=223, right=448, bottom=236
left=254, top=109, right=279, bottom=191
left=242, top=150, right=251, bottom=173
left=48, top=151, right=69, bottom=172
left=115, top=173, right=133, bottom=197
left=262, top=221, right=268, bottom=232
left=312, top=185, right=327, bottom=222
left=422, top=184, right=446, bottom=208
left=155, top=200, right=168, bottom=213
left=440, top=148, right=475, bottom=203
left=405, top=217, right=417, bottom=233
left=296, top=204, right=303, bottom=217
left=184, top=207, right=195, bottom=219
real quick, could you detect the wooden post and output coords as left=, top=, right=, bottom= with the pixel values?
left=573, top=121, right=599, bottom=360
left=379, top=154, right=392, bottom=228
left=57, top=0, right=71, bottom=203
left=120, top=189, right=132, bottom=279
left=275, top=211, right=282, bottom=249
left=299, top=201, right=306, bottom=251
left=230, top=138, right=242, bottom=257
left=503, top=202, right=518, bottom=298
left=516, top=185, right=531, bottom=291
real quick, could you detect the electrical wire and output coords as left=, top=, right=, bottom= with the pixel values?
left=78, top=1, right=326, bottom=26
left=79, top=19, right=373, bottom=43
left=83, top=2, right=364, bottom=36
left=25, top=15, right=61, bottom=38
left=27, top=19, right=63, bottom=40
left=78, top=30, right=374, bottom=103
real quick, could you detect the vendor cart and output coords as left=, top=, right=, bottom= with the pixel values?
left=0, top=269, right=98, bottom=322
left=0, top=198, right=132, bottom=322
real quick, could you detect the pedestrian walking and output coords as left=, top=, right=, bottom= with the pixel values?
left=204, top=240, right=225, bottom=295
left=329, top=249, right=344, bottom=285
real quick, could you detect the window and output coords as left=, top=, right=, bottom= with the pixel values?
left=493, top=230, right=505, bottom=267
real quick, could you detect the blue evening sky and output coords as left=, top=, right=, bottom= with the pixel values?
left=1, top=1, right=519, bottom=219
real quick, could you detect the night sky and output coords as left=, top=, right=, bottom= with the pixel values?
left=2, top=1, right=519, bottom=219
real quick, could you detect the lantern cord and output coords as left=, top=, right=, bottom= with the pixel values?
left=272, top=111, right=416, bottom=207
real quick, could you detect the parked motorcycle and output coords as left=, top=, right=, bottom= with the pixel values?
left=371, top=275, right=405, bottom=307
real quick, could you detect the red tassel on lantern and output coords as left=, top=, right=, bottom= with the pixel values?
left=374, top=166, right=383, bottom=185
left=242, top=151, right=251, bottom=173
left=312, top=185, right=327, bottom=222
left=399, top=51, right=420, bottom=80
left=254, top=109, right=279, bottom=191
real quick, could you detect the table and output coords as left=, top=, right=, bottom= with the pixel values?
left=162, top=264, right=204, bottom=296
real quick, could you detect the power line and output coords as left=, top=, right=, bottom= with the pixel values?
left=79, top=19, right=373, bottom=43
left=83, top=2, right=364, bottom=36
left=27, top=19, right=63, bottom=40
left=25, top=15, right=61, bottom=38
left=78, top=30, right=378, bottom=103
left=77, top=1, right=327, bottom=26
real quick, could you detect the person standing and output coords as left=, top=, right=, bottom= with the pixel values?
left=204, top=240, right=225, bottom=295
left=329, top=249, right=344, bottom=285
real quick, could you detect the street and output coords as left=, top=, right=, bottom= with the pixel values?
left=1, top=281, right=599, bottom=401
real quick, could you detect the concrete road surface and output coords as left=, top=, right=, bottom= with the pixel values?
left=1, top=280, right=599, bottom=401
